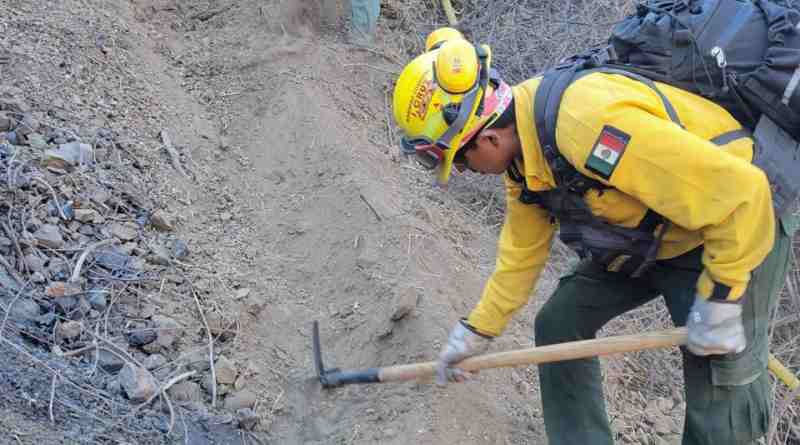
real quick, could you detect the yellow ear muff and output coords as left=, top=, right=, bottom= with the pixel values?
left=425, top=27, right=465, bottom=51
left=434, top=39, right=480, bottom=94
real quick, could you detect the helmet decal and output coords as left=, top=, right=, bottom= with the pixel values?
left=408, top=78, right=435, bottom=123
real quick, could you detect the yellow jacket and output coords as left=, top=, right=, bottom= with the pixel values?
left=467, top=72, right=775, bottom=337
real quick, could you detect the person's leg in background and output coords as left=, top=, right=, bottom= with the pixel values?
left=348, top=0, right=380, bottom=45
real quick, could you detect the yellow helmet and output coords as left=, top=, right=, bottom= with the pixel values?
left=425, top=27, right=464, bottom=51
left=392, top=35, right=513, bottom=185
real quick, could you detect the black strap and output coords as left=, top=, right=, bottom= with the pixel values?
left=710, top=128, right=751, bottom=146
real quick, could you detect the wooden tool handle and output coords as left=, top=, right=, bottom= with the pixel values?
left=379, top=327, right=688, bottom=383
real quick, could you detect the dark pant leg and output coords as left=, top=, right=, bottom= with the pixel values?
left=536, top=259, right=659, bottom=445
left=652, top=222, right=793, bottom=445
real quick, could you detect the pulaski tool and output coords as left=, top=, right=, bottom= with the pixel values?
left=312, top=321, right=800, bottom=392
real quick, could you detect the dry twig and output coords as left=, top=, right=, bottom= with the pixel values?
left=32, top=176, right=67, bottom=220
left=188, top=283, right=217, bottom=407
left=49, top=371, right=59, bottom=423
left=69, top=238, right=115, bottom=283
left=160, top=130, right=189, bottom=178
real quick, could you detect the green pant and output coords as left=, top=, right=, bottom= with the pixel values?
left=535, top=220, right=793, bottom=445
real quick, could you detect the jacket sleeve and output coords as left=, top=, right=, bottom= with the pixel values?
left=559, top=106, right=775, bottom=302
left=467, top=178, right=555, bottom=336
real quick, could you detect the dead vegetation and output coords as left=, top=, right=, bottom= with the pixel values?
left=383, top=0, right=800, bottom=443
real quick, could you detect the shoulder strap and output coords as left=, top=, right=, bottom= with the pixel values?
left=534, top=64, right=584, bottom=187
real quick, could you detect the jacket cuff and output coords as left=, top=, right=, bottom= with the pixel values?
left=460, top=318, right=495, bottom=339
left=696, top=269, right=747, bottom=302
left=466, top=311, right=504, bottom=337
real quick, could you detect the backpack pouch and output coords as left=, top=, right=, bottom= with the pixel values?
left=738, top=1, right=800, bottom=136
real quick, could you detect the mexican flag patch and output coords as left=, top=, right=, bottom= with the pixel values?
left=585, top=126, right=631, bottom=180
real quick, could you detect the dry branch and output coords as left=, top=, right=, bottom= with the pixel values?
left=1, top=221, right=27, bottom=274
left=160, top=130, right=188, bottom=178
left=32, top=176, right=67, bottom=220
left=188, top=283, right=217, bottom=407
left=69, top=239, right=115, bottom=283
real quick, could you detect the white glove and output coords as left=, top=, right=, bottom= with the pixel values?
left=436, top=320, right=492, bottom=385
left=686, top=296, right=746, bottom=356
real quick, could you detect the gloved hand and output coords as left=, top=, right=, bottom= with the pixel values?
left=686, top=295, right=746, bottom=356
left=436, top=319, right=492, bottom=385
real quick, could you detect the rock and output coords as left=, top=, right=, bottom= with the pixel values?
left=46, top=282, right=82, bottom=298
left=128, top=324, right=157, bottom=347
left=74, top=208, right=101, bottom=223
left=237, top=408, right=259, bottom=431
left=44, top=142, right=93, bottom=169
left=220, top=212, right=232, bottom=222
left=24, top=254, right=46, bottom=273
left=224, top=390, right=256, bottom=411
left=234, top=288, right=251, bottom=300
left=87, top=289, right=108, bottom=311
left=30, top=272, right=46, bottom=284
left=143, top=353, right=167, bottom=371
left=149, top=211, right=174, bottom=232
left=233, top=375, right=247, bottom=391
left=119, top=363, right=157, bottom=402
left=33, top=224, right=64, bottom=249
left=185, top=349, right=211, bottom=372
left=172, top=239, right=189, bottom=259
left=0, top=112, right=12, bottom=131
left=168, top=381, right=203, bottom=404
left=47, top=258, right=69, bottom=280
left=27, top=133, right=48, bottom=150
left=214, top=356, right=237, bottom=385
left=98, top=349, right=125, bottom=373
left=94, top=247, right=131, bottom=270
left=111, top=223, right=138, bottom=241
left=390, top=288, right=418, bottom=321
left=151, top=315, right=180, bottom=348
left=56, top=320, right=83, bottom=340
left=6, top=297, right=40, bottom=322
left=146, top=244, right=172, bottom=265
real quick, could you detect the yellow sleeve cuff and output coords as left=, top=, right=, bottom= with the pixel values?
left=696, top=269, right=747, bottom=302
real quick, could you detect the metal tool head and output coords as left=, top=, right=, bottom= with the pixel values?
left=312, top=320, right=340, bottom=388
left=312, top=321, right=379, bottom=388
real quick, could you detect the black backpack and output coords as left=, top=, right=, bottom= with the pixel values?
left=608, top=0, right=800, bottom=134
left=530, top=0, right=800, bottom=214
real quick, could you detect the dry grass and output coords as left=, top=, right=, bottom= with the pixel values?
left=383, top=0, right=800, bottom=443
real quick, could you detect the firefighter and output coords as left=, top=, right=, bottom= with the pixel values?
left=392, top=30, right=794, bottom=444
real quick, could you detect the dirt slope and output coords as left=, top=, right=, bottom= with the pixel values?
left=0, top=0, right=553, bottom=444
left=138, top=1, right=549, bottom=443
